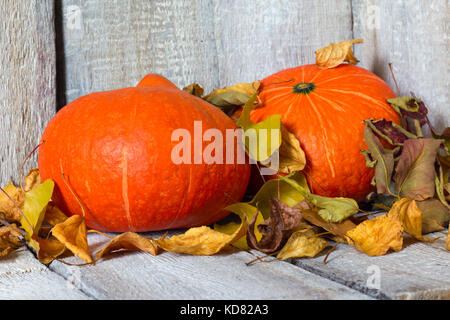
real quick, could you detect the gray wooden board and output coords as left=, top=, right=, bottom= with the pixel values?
left=0, top=0, right=56, bottom=186
left=0, top=250, right=89, bottom=299
left=285, top=231, right=450, bottom=300
left=48, top=231, right=371, bottom=300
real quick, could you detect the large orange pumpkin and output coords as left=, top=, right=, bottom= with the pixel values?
left=38, top=75, right=251, bottom=232
left=251, top=64, right=399, bottom=201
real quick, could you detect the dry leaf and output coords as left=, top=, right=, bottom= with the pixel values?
left=95, top=232, right=158, bottom=261
left=24, top=168, right=41, bottom=192
left=277, top=229, right=329, bottom=260
left=44, top=203, right=68, bottom=225
left=278, top=124, right=306, bottom=173
left=34, top=237, right=66, bottom=264
left=315, top=39, right=363, bottom=69
left=346, top=214, right=403, bottom=256
left=156, top=215, right=247, bottom=255
left=446, top=230, right=450, bottom=251
left=0, top=224, right=23, bottom=257
left=0, top=182, right=25, bottom=223
left=388, top=198, right=439, bottom=242
left=51, top=215, right=93, bottom=263
left=364, top=119, right=417, bottom=146
left=182, top=83, right=204, bottom=97
left=204, top=81, right=260, bottom=110
left=417, top=199, right=449, bottom=234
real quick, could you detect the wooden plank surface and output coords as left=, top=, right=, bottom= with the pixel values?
left=352, top=0, right=449, bottom=132
left=48, top=231, right=371, bottom=300
left=0, top=250, right=89, bottom=299
left=0, top=0, right=56, bottom=185
left=212, top=0, right=353, bottom=86
left=286, top=231, right=450, bottom=300
left=58, top=0, right=219, bottom=105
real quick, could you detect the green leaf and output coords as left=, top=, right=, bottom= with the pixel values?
left=394, top=138, right=443, bottom=200
left=20, top=179, right=54, bottom=246
left=237, top=94, right=282, bottom=162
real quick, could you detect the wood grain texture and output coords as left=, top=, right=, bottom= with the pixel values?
left=212, top=0, right=353, bottom=86
left=352, top=0, right=449, bottom=132
left=0, top=0, right=56, bottom=185
left=58, top=0, right=219, bottom=104
left=287, top=232, right=450, bottom=300
left=48, top=231, right=371, bottom=300
left=0, top=250, right=89, bottom=299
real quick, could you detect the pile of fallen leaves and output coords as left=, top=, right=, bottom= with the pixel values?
left=0, top=39, right=448, bottom=266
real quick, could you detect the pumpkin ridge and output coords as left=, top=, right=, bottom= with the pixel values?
left=315, top=73, right=381, bottom=86
left=309, top=91, right=346, bottom=113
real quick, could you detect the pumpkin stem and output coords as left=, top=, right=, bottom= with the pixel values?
left=293, top=82, right=315, bottom=95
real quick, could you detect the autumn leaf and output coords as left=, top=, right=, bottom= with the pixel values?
left=51, top=215, right=93, bottom=264
left=278, top=124, right=306, bottom=174
left=34, top=237, right=66, bottom=264
left=315, top=39, right=363, bottom=69
left=0, top=182, right=25, bottom=223
left=387, top=96, right=428, bottom=121
left=237, top=93, right=282, bottom=162
left=182, top=83, right=204, bottom=97
left=204, top=81, right=260, bottom=110
left=389, top=198, right=439, bottom=242
left=431, top=127, right=450, bottom=154
left=0, top=224, right=23, bottom=257
left=156, top=214, right=248, bottom=255
left=24, top=168, right=41, bottom=192
left=362, top=125, right=396, bottom=196
left=416, top=199, right=449, bottom=234
left=435, top=164, right=450, bottom=209
left=364, top=119, right=416, bottom=146
left=95, top=232, right=158, bottom=261
left=44, top=203, right=69, bottom=225
left=394, top=138, right=443, bottom=200
left=346, top=214, right=403, bottom=256
left=277, top=229, right=329, bottom=260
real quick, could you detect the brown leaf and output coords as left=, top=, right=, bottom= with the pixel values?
left=95, top=232, right=158, bottom=261
left=204, top=81, right=260, bottom=110
left=315, top=39, right=363, bottom=69
left=394, top=139, right=443, bottom=200
left=182, top=83, right=204, bottom=97
left=34, top=237, right=66, bottom=264
left=364, top=119, right=417, bottom=146
left=51, top=215, right=93, bottom=263
left=44, top=203, right=68, bottom=225
left=417, top=199, right=449, bottom=234
left=24, top=168, right=41, bottom=192
left=0, top=224, right=23, bottom=257
left=388, top=198, right=439, bottom=242
left=346, top=214, right=403, bottom=256
left=0, top=183, right=25, bottom=223
left=156, top=216, right=247, bottom=255
left=277, top=229, right=329, bottom=260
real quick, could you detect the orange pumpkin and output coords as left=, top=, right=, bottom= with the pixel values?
left=38, top=75, right=250, bottom=232
left=251, top=64, right=399, bottom=201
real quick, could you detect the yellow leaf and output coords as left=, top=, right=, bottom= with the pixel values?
left=388, top=198, right=439, bottom=242
left=0, top=224, right=23, bottom=258
left=278, top=124, right=306, bottom=173
left=95, top=232, right=158, bottom=261
left=346, top=214, right=403, bottom=256
left=204, top=81, right=260, bottom=109
left=182, top=83, right=204, bottom=97
left=51, top=215, right=93, bottom=264
left=0, top=182, right=25, bottom=223
left=34, top=237, right=66, bottom=264
left=315, top=39, right=363, bottom=69
left=44, top=203, right=68, bottom=225
left=157, top=215, right=248, bottom=255
left=24, top=168, right=41, bottom=192
left=277, top=230, right=329, bottom=260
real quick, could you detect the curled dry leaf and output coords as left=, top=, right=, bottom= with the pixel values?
left=346, top=214, right=403, bottom=256
left=364, top=119, right=416, bottom=147
left=156, top=215, right=248, bottom=255
left=34, top=237, right=66, bottom=264
left=182, top=83, right=204, bottom=97
left=388, top=198, right=439, bottom=242
left=0, top=183, right=25, bottom=223
left=394, top=138, right=443, bottom=200
left=24, top=168, right=41, bottom=192
left=44, top=203, right=68, bottom=225
left=278, top=124, right=306, bottom=174
left=0, top=224, right=23, bottom=257
left=417, top=199, right=449, bottom=234
left=51, top=215, right=93, bottom=264
left=315, top=39, right=363, bottom=69
left=277, top=229, right=329, bottom=261
left=387, top=97, right=428, bottom=121
left=95, top=232, right=158, bottom=261
left=204, top=81, right=260, bottom=110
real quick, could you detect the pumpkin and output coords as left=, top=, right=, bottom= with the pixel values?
left=251, top=64, right=399, bottom=201
left=38, top=75, right=251, bottom=232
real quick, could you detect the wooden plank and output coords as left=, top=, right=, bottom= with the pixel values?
left=285, top=232, right=450, bottom=300
left=49, top=231, right=371, bottom=299
left=212, top=0, right=353, bottom=86
left=0, top=250, right=90, bottom=299
left=58, top=0, right=219, bottom=105
left=352, top=0, right=449, bottom=132
left=0, top=0, right=56, bottom=185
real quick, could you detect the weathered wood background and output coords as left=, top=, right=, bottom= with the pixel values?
left=0, top=0, right=448, bottom=300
